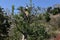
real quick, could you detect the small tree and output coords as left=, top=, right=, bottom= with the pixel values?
left=15, top=7, right=50, bottom=40
left=0, top=7, right=10, bottom=40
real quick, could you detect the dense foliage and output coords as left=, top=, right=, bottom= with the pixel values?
left=0, top=7, right=10, bottom=40
left=0, top=1, right=60, bottom=40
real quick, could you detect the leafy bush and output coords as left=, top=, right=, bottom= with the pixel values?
left=14, top=12, right=50, bottom=40
left=45, top=12, right=51, bottom=22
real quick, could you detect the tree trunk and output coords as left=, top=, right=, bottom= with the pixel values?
left=22, top=34, right=26, bottom=40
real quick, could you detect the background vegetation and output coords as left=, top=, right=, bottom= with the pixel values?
left=0, top=0, right=60, bottom=40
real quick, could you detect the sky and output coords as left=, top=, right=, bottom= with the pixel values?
left=0, top=0, right=60, bottom=11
